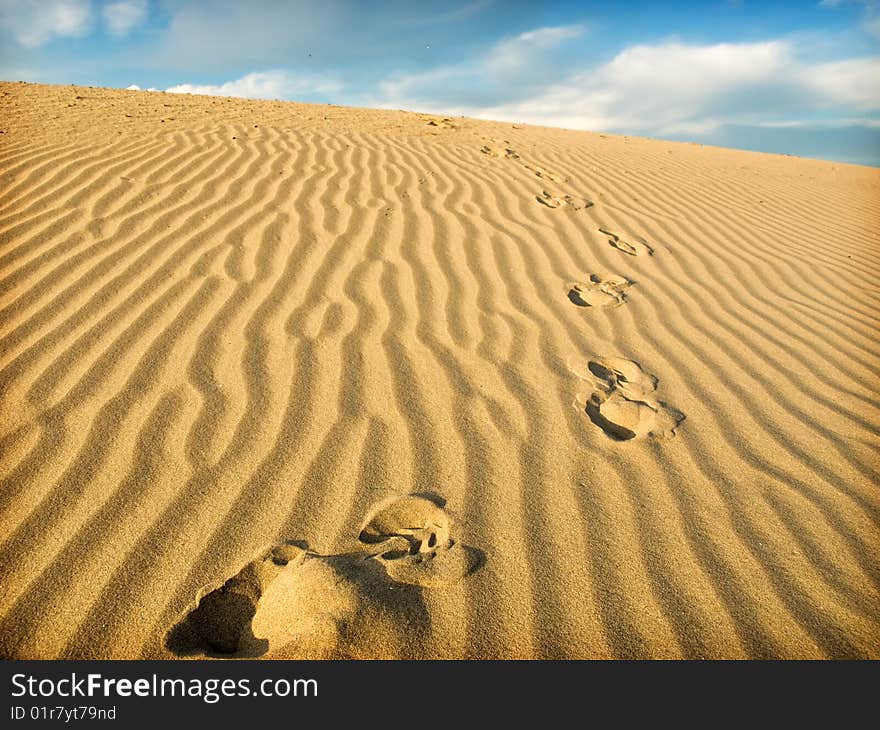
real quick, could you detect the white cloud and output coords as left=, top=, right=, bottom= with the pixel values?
left=103, top=0, right=147, bottom=37
left=125, top=83, right=140, bottom=90
left=165, top=70, right=343, bottom=100
left=376, top=23, right=586, bottom=111
left=517, top=26, right=585, bottom=45
left=378, top=38, right=880, bottom=137
left=806, top=56, right=880, bottom=107
left=756, top=117, right=880, bottom=128
left=0, top=0, right=92, bottom=47
left=486, top=24, right=585, bottom=74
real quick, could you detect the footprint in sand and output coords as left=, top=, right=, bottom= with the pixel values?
left=536, top=190, right=593, bottom=210
left=165, top=495, right=482, bottom=658
left=424, top=116, right=457, bottom=129
left=568, top=274, right=633, bottom=308
left=481, top=144, right=520, bottom=159
left=480, top=140, right=564, bottom=180
left=584, top=357, right=684, bottom=441
left=598, top=228, right=654, bottom=256
left=357, top=494, right=479, bottom=588
left=524, top=164, right=566, bottom=183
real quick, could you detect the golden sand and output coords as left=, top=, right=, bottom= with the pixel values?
left=0, top=81, right=878, bottom=659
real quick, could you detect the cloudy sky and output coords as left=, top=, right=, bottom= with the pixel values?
left=1, top=0, right=878, bottom=165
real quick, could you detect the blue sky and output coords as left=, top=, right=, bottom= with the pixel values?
left=1, top=0, right=879, bottom=165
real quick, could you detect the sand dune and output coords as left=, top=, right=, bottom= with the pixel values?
left=0, top=81, right=878, bottom=659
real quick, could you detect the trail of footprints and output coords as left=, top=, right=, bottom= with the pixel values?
left=166, top=495, right=481, bottom=658
left=569, top=235, right=684, bottom=440
left=479, top=137, right=684, bottom=441
left=536, top=190, right=593, bottom=211
left=423, top=115, right=458, bottom=130
left=167, top=146, right=684, bottom=658
left=577, top=228, right=685, bottom=440
left=481, top=140, right=592, bottom=210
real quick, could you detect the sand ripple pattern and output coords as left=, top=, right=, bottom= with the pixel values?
left=1, top=82, right=879, bottom=659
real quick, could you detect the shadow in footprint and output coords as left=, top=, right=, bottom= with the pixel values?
left=585, top=398, right=637, bottom=441
left=165, top=584, right=267, bottom=657
left=568, top=274, right=632, bottom=308
left=525, top=164, right=566, bottom=183
left=397, top=490, right=445, bottom=508
left=598, top=228, right=655, bottom=257
left=358, top=494, right=482, bottom=589
left=425, top=116, right=457, bottom=130
left=537, top=190, right=593, bottom=210
left=481, top=144, right=521, bottom=159
left=166, top=542, right=303, bottom=658
left=584, top=357, right=684, bottom=441
left=166, top=495, right=482, bottom=659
